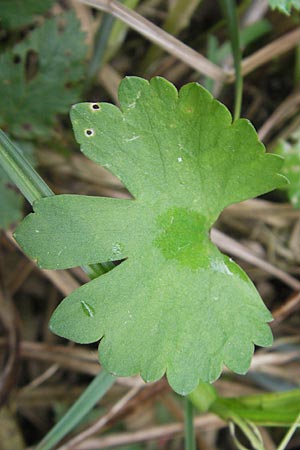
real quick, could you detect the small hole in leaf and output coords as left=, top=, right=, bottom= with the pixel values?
left=85, top=129, right=94, bottom=137
left=92, top=104, right=100, bottom=110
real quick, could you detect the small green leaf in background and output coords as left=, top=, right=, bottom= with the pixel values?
left=0, top=12, right=86, bottom=139
left=269, top=0, right=300, bottom=14
left=205, top=19, right=271, bottom=93
left=15, top=77, right=287, bottom=395
left=274, top=134, right=300, bottom=207
left=190, top=383, right=300, bottom=427
left=0, top=0, right=55, bottom=29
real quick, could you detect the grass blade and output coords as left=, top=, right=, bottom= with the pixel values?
left=0, top=129, right=53, bottom=205
left=36, top=370, right=116, bottom=450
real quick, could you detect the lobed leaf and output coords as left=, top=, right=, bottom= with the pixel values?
left=0, top=0, right=55, bottom=29
left=0, top=12, right=86, bottom=139
left=268, top=0, right=300, bottom=14
left=15, top=77, right=287, bottom=394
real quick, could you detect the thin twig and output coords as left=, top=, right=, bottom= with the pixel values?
left=258, top=93, right=300, bottom=141
left=5, top=230, right=80, bottom=296
left=71, top=414, right=225, bottom=449
left=233, top=27, right=300, bottom=81
left=76, top=0, right=300, bottom=85
left=19, top=364, right=60, bottom=392
left=58, top=385, right=143, bottom=450
left=211, top=228, right=300, bottom=291
left=272, top=291, right=300, bottom=323
left=77, top=0, right=226, bottom=81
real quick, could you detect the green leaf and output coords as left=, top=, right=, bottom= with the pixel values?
left=15, top=77, right=287, bottom=395
left=0, top=12, right=86, bottom=139
left=0, top=0, right=55, bottom=29
left=274, top=138, right=300, bottom=207
left=268, top=0, right=300, bottom=14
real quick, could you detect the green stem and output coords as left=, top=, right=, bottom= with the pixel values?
left=0, top=129, right=53, bottom=203
left=231, top=417, right=265, bottom=450
left=36, top=370, right=116, bottom=450
left=294, top=44, right=300, bottom=89
left=277, top=412, right=300, bottom=450
left=184, top=397, right=196, bottom=450
left=87, top=13, right=115, bottom=83
left=219, top=0, right=243, bottom=120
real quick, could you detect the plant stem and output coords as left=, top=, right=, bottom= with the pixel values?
left=294, top=44, right=300, bottom=89
left=219, top=0, right=243, bottom=120
left=230, top=417, right=265, bottom=450
left=36, top=370, right=115, bottom=450
left=184, top=397, right=196, bottom=450
left=0, top=129, right=53, bottom=203
left=87, top=12, right=115, bottom=83
left=277, top=412, right=300, bottom=450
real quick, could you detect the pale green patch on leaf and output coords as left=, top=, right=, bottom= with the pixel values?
left=15, top=77, right=287, bottom=394
left=274, top=136, right=300, bottom=207
left=268, top=0, right=300, bottom=14
left=0, top=0, right=55, bottom=29
left=0, top=12, right=86, bottom=139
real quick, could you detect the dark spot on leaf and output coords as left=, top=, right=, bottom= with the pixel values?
left=85, top=129, right=94, bottom=136
left=13, top=55, right=21, bottom=64
left=22, top=123, right=32, bottom=131
left=92, top=104, right=100, bottom=110
left=5, top=182, right=18, bottom=193
left=25, top=50, right=39, bottom=82
left=57, top=17, right=67, bottom=33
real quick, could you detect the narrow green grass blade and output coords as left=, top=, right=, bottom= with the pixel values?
left=87, top=13, right=115, bottom=82
left=0, top=129, right=53, bottom=204
left=219, top=0, right=243, bottom=120
left=36, top=370, right=116, bottom=450
left=277, top=412, right=300, bottom=450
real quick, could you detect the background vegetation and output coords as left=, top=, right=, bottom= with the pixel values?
left=1, top=0, right=300, bottom=449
